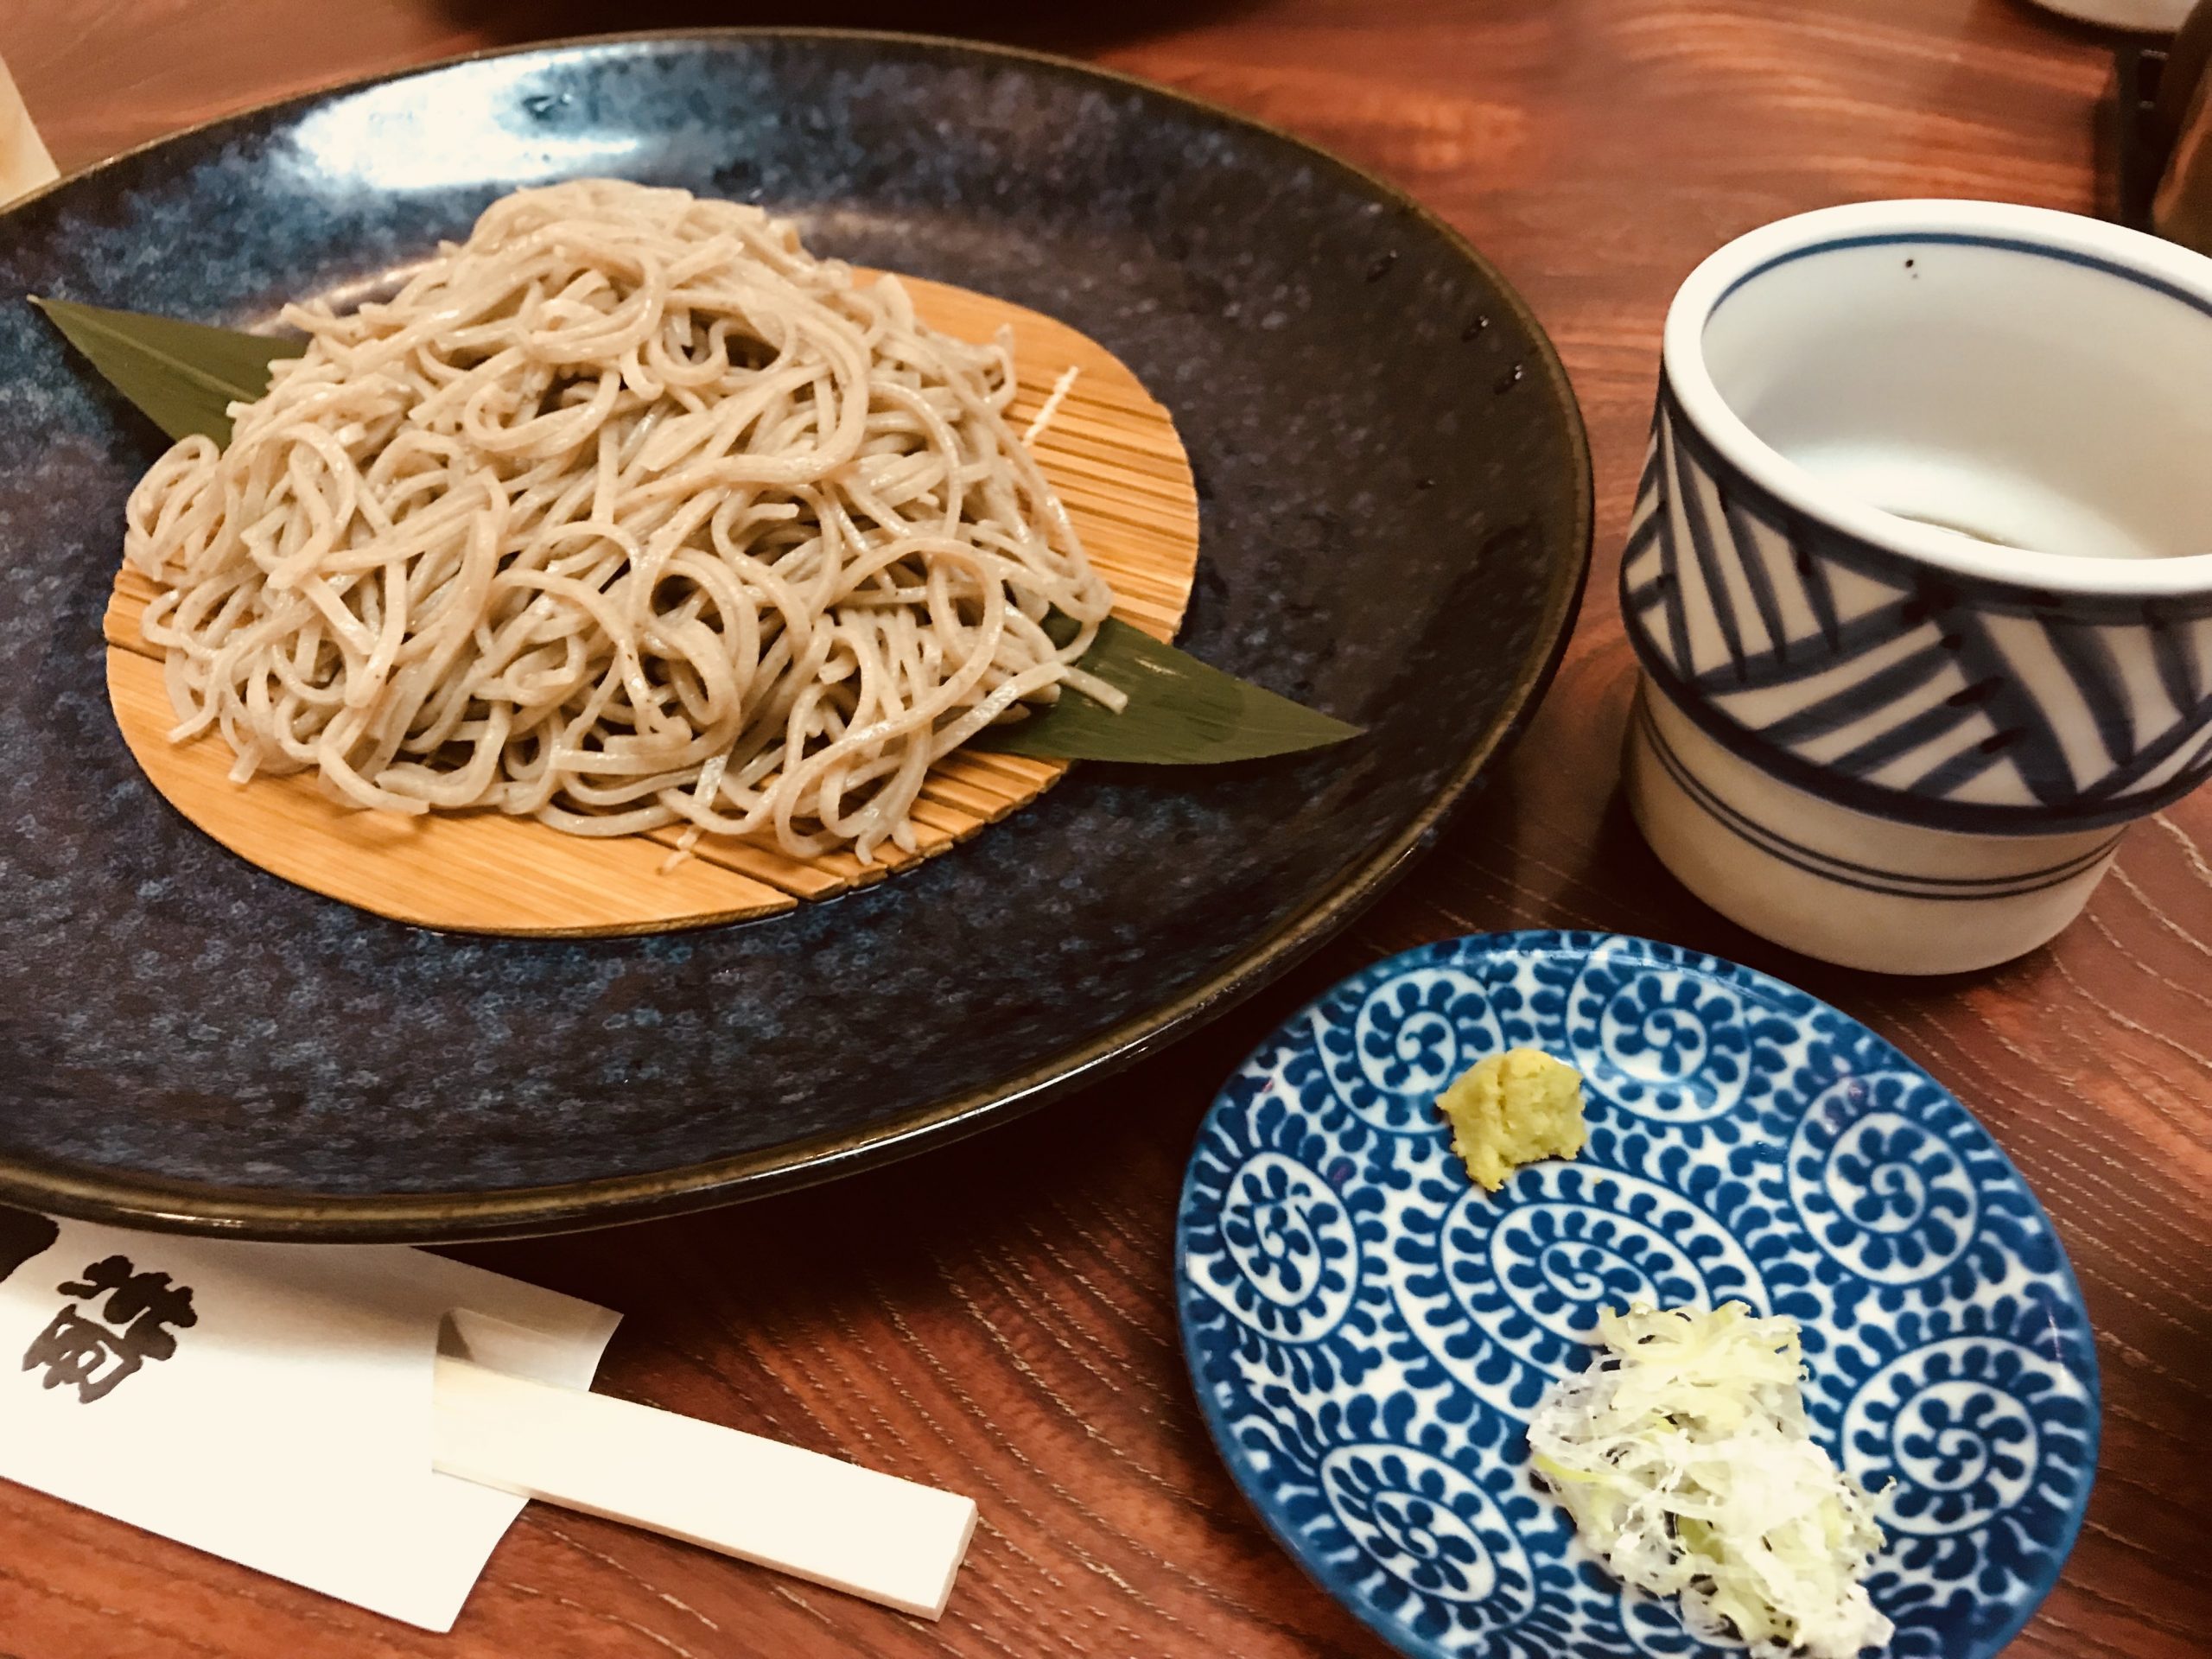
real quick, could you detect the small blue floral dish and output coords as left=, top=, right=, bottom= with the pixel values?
left=1177, top=931, right=2098, bottom=1659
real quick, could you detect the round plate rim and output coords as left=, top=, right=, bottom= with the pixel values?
left=1173, top=927, right=2101, bottom=1659
left=0, top=29, right=1593, bottom=1241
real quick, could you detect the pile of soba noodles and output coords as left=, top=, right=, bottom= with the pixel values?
left=123, top=178, right=1119, bottom=863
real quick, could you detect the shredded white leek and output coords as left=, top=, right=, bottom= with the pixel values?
left=1527, top=1303, right=1892, bottom=1659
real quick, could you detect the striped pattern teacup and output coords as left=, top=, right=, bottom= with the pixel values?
left=1623, top=200, right=2212, bottom=974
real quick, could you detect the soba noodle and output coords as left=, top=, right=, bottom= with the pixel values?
left=123, top=178, right=1120, bottom=863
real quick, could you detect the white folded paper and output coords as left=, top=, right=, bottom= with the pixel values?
left=0, top=1209, right=620, bottom=1631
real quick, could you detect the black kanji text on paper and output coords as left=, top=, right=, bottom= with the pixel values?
left=22, top=1255, right=198, bottom=1403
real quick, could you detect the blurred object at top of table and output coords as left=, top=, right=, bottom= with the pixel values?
left=2022, top=0, right=2190, bottom=32
left=0, top=45, right=58, bottom=201
left=2150, top=0, right=2212, bottom=248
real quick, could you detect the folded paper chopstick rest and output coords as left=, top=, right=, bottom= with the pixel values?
left=0, top=1211, right=977, bottom=1629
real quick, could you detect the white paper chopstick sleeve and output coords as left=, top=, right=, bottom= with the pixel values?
left=430, top=1356, right=978, bottom=1619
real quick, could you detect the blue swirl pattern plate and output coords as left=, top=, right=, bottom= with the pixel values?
left=1178, top=931, right=2097, bottom=1659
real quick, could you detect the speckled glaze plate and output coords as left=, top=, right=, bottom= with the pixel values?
left=0, top=32, right=1589, bottom=1240
left=1178, top=931, right=2098, bottom=1659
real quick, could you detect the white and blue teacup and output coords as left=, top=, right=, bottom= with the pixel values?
left=1622, top=200, right=2212, bottom=974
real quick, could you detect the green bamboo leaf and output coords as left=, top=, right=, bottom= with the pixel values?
left=31, top=296, right=292, bottom=444
left=976, top=616, right=1363, bottom=763
left=38, top=301, right=1359, bottom=765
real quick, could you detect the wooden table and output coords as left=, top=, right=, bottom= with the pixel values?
left=3, top=3, right=2205, bottom=1656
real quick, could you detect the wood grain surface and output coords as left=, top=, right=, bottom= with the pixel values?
left=3, top=3, right=2206, bottom=1656
left=97, top=275, right=1198, bottom=937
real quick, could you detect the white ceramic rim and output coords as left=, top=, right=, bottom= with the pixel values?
left=1662, top=198, right=2212, bottom=594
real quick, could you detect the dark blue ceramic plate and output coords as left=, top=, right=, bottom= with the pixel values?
left=1179, top=932, right=2096, bottom=1659
left=0, top=31, right=1589, bottom=1239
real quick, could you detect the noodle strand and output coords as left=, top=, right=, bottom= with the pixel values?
left=124, top=179, right=1116, bottom=864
